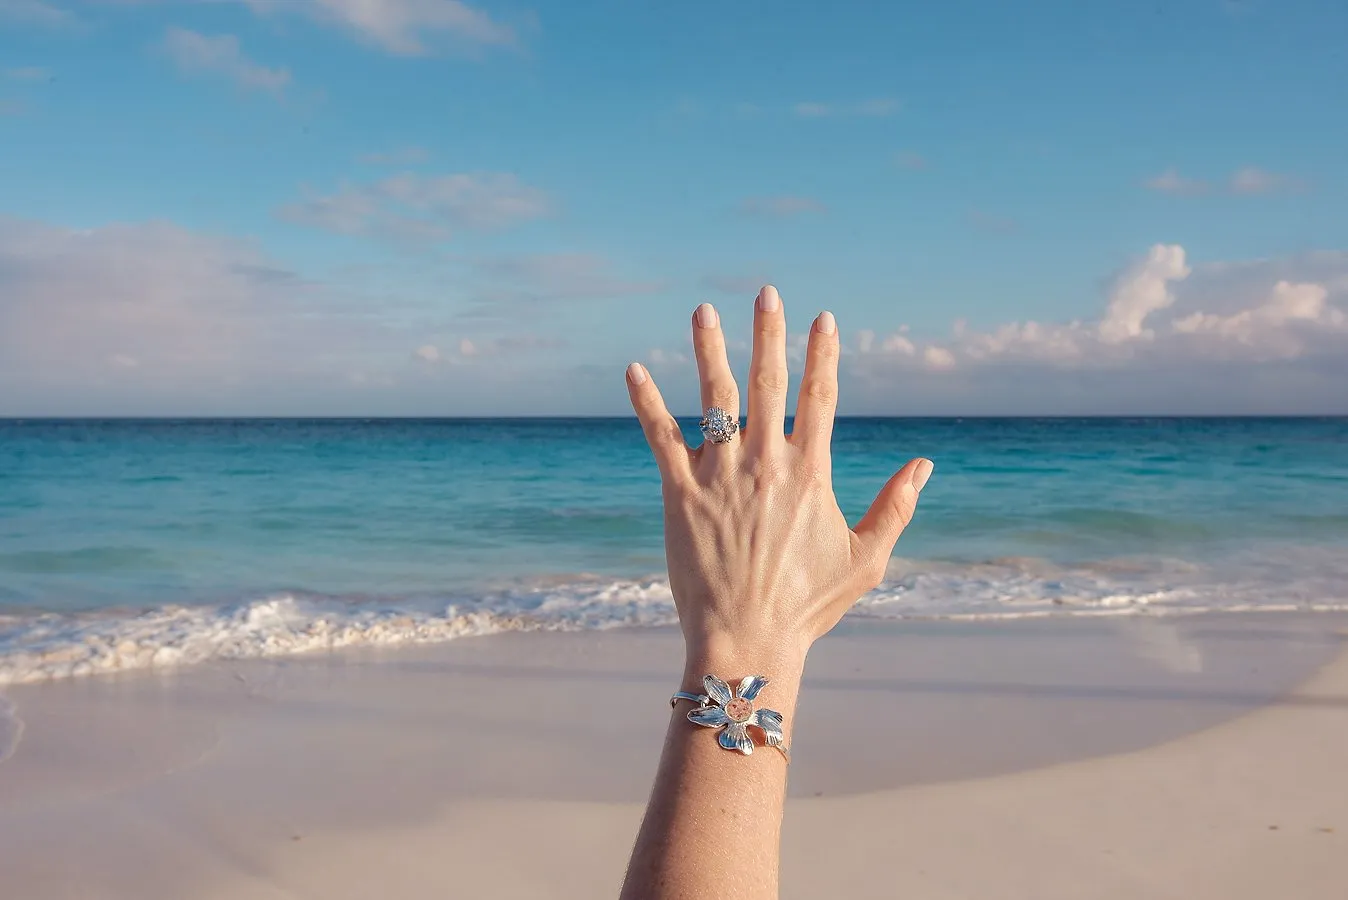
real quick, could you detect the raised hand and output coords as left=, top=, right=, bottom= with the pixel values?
left=624, top=285, right=933, bottom=670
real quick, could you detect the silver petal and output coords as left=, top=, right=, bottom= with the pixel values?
left=703, top=674, right=733, bottom=707
left=736, top=675, right=769, bottom=701
left=687, top=706, right=731, bottom=728
left=718, top=721, right=754, bottom=755
left=751, top=708, right=784, bottom=746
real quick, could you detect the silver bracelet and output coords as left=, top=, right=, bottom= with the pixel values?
left=670, top=674, right=791, bottom=763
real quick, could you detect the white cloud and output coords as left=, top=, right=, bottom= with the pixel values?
left=279, top=172, right=551, bottom=241
left=793, top=98, right=900, bottom=118
left=243, top=0, right=517, bottom=56
left=922, top=346, right=955, bottom=369
left=0, top=0, right=73, bottom=27
left=0, top=216, right=605, bottom=415
left=849, top=244, right=1348, bottom=381
left=0, top=218, right=327, bottom=393
left=0, top=99, right=21, bottom=116
left=163, top=27, right=291, bottom=94
left=1145, top=166, right=1305, bottom=197
left=457, top=253, right=664, bottom=319
left=1098, top=244, right=1191, bottom=342
left=1172, top=281, right=1345, bottom=358
left=1144, top=167, right=1210, bottom=195
left=1229, top=166, right=1303, bottom=195
left=736, top=196, right=827, bottom=219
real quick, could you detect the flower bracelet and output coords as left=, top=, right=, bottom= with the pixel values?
left=670, top=674, right=790, bottom=762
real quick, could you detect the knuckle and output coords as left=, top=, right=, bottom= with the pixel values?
left=745, top=458, right=788, bottom=489
left=864, top=554, right=890, bottom=589
left=752, top=369, right=788, bottom=395
left=708, top=383, right=739, bottom=409
left=803, top=377, right=836, bottom=406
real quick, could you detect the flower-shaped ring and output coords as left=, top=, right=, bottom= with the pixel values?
left=699, top=407, right=739, bottom=444
left=686, top=674, right=788, bottom=760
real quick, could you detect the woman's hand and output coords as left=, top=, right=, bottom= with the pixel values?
left=625, top=285, right=933, bottom=676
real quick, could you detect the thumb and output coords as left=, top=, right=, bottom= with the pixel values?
left=854, top=457, right=933, bottom=562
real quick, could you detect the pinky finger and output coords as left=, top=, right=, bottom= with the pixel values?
left=626, top=363, right=693, bottom=482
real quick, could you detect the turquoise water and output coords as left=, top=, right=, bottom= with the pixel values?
left=1, top=418, right=1346, bottom=682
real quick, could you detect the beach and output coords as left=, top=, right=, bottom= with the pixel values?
left=2, top=613, right=1345, bottom=898
left=3, top=417, right=1347, bottom=896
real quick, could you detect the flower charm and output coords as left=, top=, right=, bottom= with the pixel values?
left=687, top=674, right=786, bottom=756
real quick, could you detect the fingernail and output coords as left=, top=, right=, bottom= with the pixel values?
left=756, top=285, right=780, bottom=312
left=695, top=303, right=718, bottom=329
left=816, top=310, right=836, bottom=334
left=911, top=459, right=934, bottom=492
left=626, top=362, right=647, bottom=385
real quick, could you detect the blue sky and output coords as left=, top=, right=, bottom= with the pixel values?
left=2, top=0, right=1347, bottom=415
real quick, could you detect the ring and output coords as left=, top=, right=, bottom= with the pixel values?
left=699, top=406, right=739, bottom=444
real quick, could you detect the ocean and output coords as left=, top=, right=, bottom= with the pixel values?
left=1, top=417, right=1346, bottom=685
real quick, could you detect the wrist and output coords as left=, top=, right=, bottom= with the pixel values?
left=681, top=634, right=807, bottom=699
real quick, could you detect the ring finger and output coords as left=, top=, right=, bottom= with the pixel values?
left=691, top=302, right=741, bottom=452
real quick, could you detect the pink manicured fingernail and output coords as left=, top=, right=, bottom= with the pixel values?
left=816, top=311, right=836, bottom=334
left=911, top=459, right=934, bottom=492
left=626, top=362, right=647, bottom=385
left=756, top=285, right=780, bottom=312
left=695, top=303, right=718, bottom=329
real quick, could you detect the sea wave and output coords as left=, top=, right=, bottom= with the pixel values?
left=2, top=553, right=1347, bottom=685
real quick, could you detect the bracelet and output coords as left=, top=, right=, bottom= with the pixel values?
left=670, top=674, right=791, bottom=763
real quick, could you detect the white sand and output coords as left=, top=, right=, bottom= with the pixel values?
left=1, top=614, right=1345, bottom=898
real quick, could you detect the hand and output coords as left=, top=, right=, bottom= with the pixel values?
left=625, top=285, right=933, bottom=674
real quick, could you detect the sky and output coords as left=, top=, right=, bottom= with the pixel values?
left=2, top=0, right=1347, bottom=416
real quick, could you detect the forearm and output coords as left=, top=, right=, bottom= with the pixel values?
left=620, top=642, right=805, bottom=900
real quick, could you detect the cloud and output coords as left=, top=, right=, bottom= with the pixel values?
left=1229, top=166, right=1303, bottom=195
left=793, top=98, right=900, bottom=118
left=278, top=172, right=551, bottom=241
left=0, top=99, right=21, bottom=116
left=1145, top=166, right=1305, bottom=196
left=456, top=253, right=664, bottom=319
left=5, top=67, right=51, bottom=81
left=0, top=0, right=73, bottom=27
left=163, top=27, right=291, bottom=94
left=848, top=244, right=1348, bottom=381
left=0, top=216, right=613, bottom=415
left=1144, top=167, right=1210, bottom=195
left=0, top=218, right=334, bottom=395
left=736, top=196, right=827, bottom=219
left=243, top=0, right=518, bottom=56
left=359, top=145, right=431, bottom=165
left=895, top=152, right=927, bottom=170
left=1098, top=244, right=1192, bottom=342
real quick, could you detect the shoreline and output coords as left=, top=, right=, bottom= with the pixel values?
left=1, top=613, right=1345, bottom=898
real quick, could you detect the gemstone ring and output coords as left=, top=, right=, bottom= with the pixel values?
left=699, top=406, right=739, bottom=444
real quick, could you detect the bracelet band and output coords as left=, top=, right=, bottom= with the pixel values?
left=671, top=674, right=791, bottom=763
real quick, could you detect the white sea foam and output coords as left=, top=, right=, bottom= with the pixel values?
left=2, top=553, right=1346, bottom=685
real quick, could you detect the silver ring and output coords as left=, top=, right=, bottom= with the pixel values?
left=699, top=406, right=739, bottom=444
